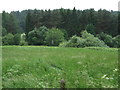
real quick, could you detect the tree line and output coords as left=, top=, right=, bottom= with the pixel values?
left=2, top=8, right=120, bottom=47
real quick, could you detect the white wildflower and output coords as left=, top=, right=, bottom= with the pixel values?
left=109, top=77, right=113, bottom=79
left=105, top=77, right=109, bottom=79
left=101, top=74, right=107, bottom=79
left=113, top=69, right=118, bottom=72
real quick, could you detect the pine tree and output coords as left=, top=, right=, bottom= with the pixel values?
left=25, top=10, right=33, bottom=38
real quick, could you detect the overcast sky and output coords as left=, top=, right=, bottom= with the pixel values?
left=0, top=0, right=119, bottom=13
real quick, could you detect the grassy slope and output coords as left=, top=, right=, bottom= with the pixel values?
left=2, top=46, right=118, bottom=88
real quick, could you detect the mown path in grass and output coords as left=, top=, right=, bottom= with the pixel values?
left=2, top=46, right=118, bottom=88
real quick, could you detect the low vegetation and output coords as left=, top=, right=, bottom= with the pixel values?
left=2, top=46, right=118, bottom=88
left=2, top=8, right=119, bottom=88
left=2, top=26, right=120, bottom=48
left=59, top=31, right=108, bottom=48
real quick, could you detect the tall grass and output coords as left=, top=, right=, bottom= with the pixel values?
left=2, top=46, right=118, bottom=88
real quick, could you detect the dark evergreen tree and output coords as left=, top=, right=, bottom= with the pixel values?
left=96, top=9, right=112, bottom=34
left=25, top=10, right=33, bottom=38
left=118, top=12, right=120, bottom=35
left=2, top=11, right=21, bottom=34
left=2, top=8, right=119, bottom=39
left=71, top=7, right=80, bottom=36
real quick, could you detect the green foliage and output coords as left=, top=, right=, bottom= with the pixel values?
left=2, top=33, right=14, bottom=45
left=25, top=10, right=33, bottom=38
left=2, top=9, right=119, bottom=47
left=81, top=31, right=108, bottom=47
left=2, top=9, right=119, bottom=38
left=2, top=11, right=21, bottom=34
left=28, top=30, right=38, bottom=45
left=85, top=24, right=95, bottom=35
left=113, top=35, right=120, bottom=48
left=28, top=26, right=48, bottom=45
left=60, top=29, right=69, bottom=40
left=97, top=32, right=114, bottom=47
left=59, top=41, right=69, bottom=47
left=14, top=33, right=21, bottom=45
left=60, top=8, right=80, bottom=37
left=2, top=28, right=7, bottom=36
left=2, top=46, right=118, bottom=88
left=0, top=37, right=2, bottom=46
left=45, top=28, right=64, bottom=46
left=19, top=41, right=28, bottom=46
left=60, top=31, right=108, bottom=48
left=2, top=32, right=28, bottom=46
left=60, top=36, right=85, bottom=47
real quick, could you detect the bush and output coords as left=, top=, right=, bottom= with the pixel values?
left=19, top=41, right=28, bottom=46
left=67, top=36, right=80, bottom=47
left=59, top=41, right=69, bottom=47
left=59, top=31, right=108, bottom=48
left=14, top=33, right=21, bottom=45
left=28, top=30, right=38, bottom=45
left=113, top=35, right=120, bottom=48
left=2, top=33, right=14, bottom=45
left=45, top=28, right=64, bottom=46
left=97, top=32, right=114, bottom=47
left=77, top=37, right=86, bottom=47
left=64, top=35, right=85, bottom=47
left=2, top=33, right=26, bottom=45
left=28, top=26, right=48, bottom=45
left=81, top=31, right=108, bottom=47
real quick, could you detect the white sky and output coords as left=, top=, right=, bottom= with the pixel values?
left=0, top=0, right=119, bottom=13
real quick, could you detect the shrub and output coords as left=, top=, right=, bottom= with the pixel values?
left=65, top=36, right=85, bottom=47
left=59, top=31, right=108, bottom=48
left=59, top=35, right=86, bottom=48
left=77, top=38, right=86, bottom=47
left=81, top=31, right=108, bottom=47
left=45, top=28, right=64, bottom=46
left=97, top=32, right=114, bottom=47
left=59, top=41, right=69, bottom=47
left=2, top=33, right=14, bottom=45
left=14, top=33, right=21, bottom=45
left=28, top=30, right=38, bottom=45
left=28, top=26, right=48, bottom=45
left=67, top=36, right=79, bottom=47
left=19, top=41, right=28, bottom=46
left=113, top=35, right=120, bottom=48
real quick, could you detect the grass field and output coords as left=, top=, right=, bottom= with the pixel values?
left=2, top=46, right=118, bottom=88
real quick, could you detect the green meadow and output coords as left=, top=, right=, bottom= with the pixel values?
left=2, top=46, right=118, bottom=88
